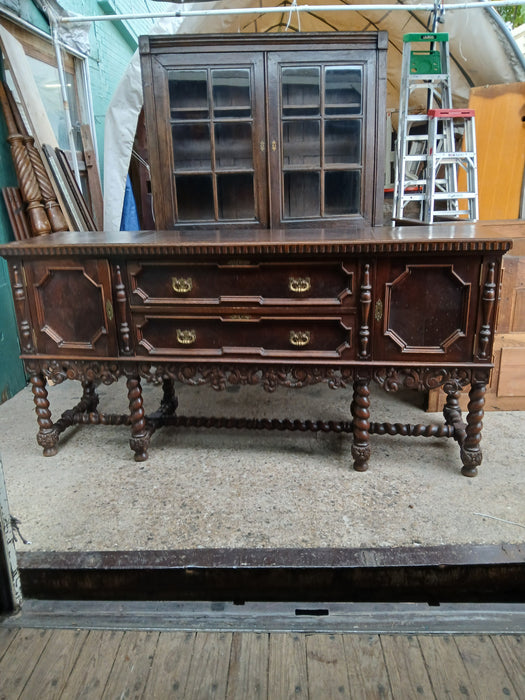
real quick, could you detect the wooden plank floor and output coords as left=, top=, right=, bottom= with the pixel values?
left=0, top=628, right=523, bottom=699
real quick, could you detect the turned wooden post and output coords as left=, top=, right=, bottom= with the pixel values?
left=358, top=263, right=372, bottom=358
left=5, top=85, right=68, bottom=233
left=0, top=81, right=51, bottom=236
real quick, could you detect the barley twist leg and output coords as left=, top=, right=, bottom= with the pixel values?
left=30, top=372, right=59, bottom=456
left=127, top=374, right=150, bottom=462
left=460, top=381, right=486, bottom=477
left=351, top=377, right=371, bottom=472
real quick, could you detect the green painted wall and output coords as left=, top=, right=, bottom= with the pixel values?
left=0, top=1, right=160, bottom=401
left=58, top=0, right=163, bottom=181
left=0, top=72, right=26, bottom=401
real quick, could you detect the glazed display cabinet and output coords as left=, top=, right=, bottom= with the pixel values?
left=139, top=33, right=387, bottom=229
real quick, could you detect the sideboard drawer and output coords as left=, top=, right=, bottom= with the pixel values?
left=133, top=314, right=355, bottom=358
left=128, top=261, right=355, bottom=307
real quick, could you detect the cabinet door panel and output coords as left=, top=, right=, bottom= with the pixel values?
left=373, top=258, right=481, bottom=362
left=141, top=34, right=386, bottom=230
left=26, top=260, right=117, bottom=356
left=147, top=52, right=268, bottom=229
left=267, top=50, right=373, bottom=228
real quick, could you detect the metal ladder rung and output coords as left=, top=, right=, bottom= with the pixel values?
left=393, top=32, right=478, bottom=223
left=401, top=180, right=427, bottom=187
left=432, top=192, right=477, bottom=200
left=432, top=211, right=475, bottom=218
left=401, top=193, right=426, bottom=202
left=429, top=152, right=477, bottom=160
left=407, top=74, right=450, bottom=82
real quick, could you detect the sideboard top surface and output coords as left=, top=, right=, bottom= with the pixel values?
left=0, top=221, right=518, bottom=258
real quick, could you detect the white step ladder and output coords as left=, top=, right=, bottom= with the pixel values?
left=426, top=107, right=479, bottom=222
left=393, top=32, right=479, bottom=224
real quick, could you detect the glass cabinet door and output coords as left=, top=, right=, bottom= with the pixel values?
left=141, top=34, right=386, bottom=229
left=166, top=55, right=267, bottom=227
left=268, top=53, right=365, bottom=226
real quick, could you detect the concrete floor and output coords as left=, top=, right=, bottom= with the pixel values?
left=0, top=378, right=524, bottom=552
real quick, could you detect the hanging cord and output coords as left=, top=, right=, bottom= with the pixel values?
left=286, top=0, right=301, bottom=31
left=430, top=0, right=445, bottom=30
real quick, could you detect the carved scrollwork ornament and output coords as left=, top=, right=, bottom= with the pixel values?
left=374, top=367, right=475, bottom=393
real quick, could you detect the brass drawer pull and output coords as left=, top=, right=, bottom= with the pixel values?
left=176, top=329, right=196, bottom=345
left=289, top=330, right=310, bottom=347
left=172, top=277, right=192, bottom=293
left=289, top=276, right=311, bottom=293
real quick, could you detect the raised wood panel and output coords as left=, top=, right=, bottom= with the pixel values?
left=497, top=346, right=525, bottom=397
left=133, top=314, right=355, bottom=359
left=512, top=285, right=525, bottom=332
left=428, top=229, right=525, bottom=411
left=468, top=83, right=525, bottom=220
left=374, top=256, right=483, bottom=363
left=25, top=259, right=117, bottom=357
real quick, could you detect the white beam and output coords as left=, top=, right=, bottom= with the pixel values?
left=56, top=1, right=525, bottom=24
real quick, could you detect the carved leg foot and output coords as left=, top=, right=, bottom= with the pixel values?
left=30, top=372, right=59, bottom=456
left=127, top=374, right=150, bottom=462
left=460, top=381, right=486, bottom=477
left=351, top=377, right=371, bottom=472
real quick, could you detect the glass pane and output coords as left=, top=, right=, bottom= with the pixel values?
left=212, top=69, right=251, bottom=118
left=172, top=123, right=211, bottom=170
left=169, top=70, right=209, bottom=119
left=283, top=172, right=320, bottom=218
left=325, top=171, right=361, bottom=215
left=325, top=66, right=362, bottom=115
left=217, top=174, right=255, bottom=219
left=282, top=67, right=320, bottom=117
left=20, top=57, right=82, bottom=151
left=283, top=121, right=320, bottom=166
left=215, top=123, right=253, bottom=169
left=324, top=120, right=361, bottom=164
left=176, top=174, right=214, bottom=221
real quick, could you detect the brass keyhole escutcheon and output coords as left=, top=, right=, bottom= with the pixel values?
left=289, top=276, right=311, bottom=293
left=374, top=299, right=383, bottom=322
left=172, top=277, right=192, bottom=294
left=271, top=140, right=277, bottom=152
left=105, top=299, right=114, bottom=321
left=289, top=330, right=310, bottom=347
left=176, top=329, right=196, bottom=345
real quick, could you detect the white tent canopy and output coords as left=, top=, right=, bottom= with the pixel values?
left=103, top=0, right=525, bottom=230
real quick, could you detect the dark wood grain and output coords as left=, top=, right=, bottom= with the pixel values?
left=0, top=223, right=514, bottom=474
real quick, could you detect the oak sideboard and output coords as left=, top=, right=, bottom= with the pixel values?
left=0, top=222, right=513, bottom=476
